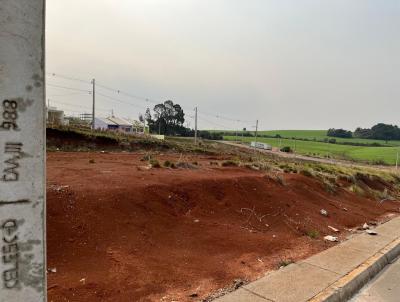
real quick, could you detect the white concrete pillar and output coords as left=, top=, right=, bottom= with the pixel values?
left=0, top=1, right=46, bottom=301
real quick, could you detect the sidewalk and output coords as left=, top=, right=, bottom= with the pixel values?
left=215, top=216, right=400, bottom=302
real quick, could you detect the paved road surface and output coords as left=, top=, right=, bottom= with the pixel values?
left=351, top=256, right=400, bottom=302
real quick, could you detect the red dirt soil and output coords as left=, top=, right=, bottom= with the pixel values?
left=47, top=152, right=399, bottom=302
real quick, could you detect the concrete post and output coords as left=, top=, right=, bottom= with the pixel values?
left=0, top=1, right=46, bottom=301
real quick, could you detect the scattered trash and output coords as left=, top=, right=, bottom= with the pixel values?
left=272, top=234, right=276, bottom=238
left=324, top=235, right=338, bottom=242
left=48, top=268, right=57, bottom=273
left=342, top=207, right=348, bottom=212
left=328, top=226, right=339, bottom=233
left=193, top=219, right=200, bottom=223
left=79, top=278, right=86, bottom=284
left=257, top=258, right=263, bottom=263
left=320, top=209, right=328, bottom=217
left=363, top=223, right=369, bottom=230
left=366, top=230, right=378, bottom=235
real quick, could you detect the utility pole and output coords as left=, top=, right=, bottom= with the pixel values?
left=194, top=107, right=198, bottom=144
left=254, top=120, right=259, bottom=152
left=92, top=78, right=96, bottom=130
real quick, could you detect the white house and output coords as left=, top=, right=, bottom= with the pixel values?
left=94, top=116, right=139, bottom=133
left=94, top=117, right=118, bottom=131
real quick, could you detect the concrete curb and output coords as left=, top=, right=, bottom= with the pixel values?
left=215, top=217, right=400, bottom=302
left=309, top=238, right=400, bottom=302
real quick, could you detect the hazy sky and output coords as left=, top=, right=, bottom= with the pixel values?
left=46, top=0, right=400, bottom=131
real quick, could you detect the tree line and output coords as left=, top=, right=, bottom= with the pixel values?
left=328, top=123, right=400, bottom=142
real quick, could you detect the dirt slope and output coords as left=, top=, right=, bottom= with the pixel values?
left=47, top=152, right=399, bottom=302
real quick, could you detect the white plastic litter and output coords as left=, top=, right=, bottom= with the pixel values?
left=324, top=235, right=338, bottom=242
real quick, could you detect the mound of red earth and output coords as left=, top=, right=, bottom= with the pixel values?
left=47, top=152, right=399, bottom=302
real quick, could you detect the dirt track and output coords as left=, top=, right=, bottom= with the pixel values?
left=47, top=152, right=399, bottom=302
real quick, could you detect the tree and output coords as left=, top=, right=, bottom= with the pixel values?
left=145, top=100, right=188, bottom=136
left=354, top=123, right=400, bottom=142
left=327, top=128, right=352, bottom=138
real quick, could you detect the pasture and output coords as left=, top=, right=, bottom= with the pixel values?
left=223, top=135, right=400, bottom=165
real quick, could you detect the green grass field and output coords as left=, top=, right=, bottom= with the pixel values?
left=262, top=130, right=400, bottom=146
left=220, top=130, right=400, bottom=146
left=224, top=135, right=400, bottom=165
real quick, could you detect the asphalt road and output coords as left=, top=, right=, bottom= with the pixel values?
left=351, top=256, right=400, bottom=302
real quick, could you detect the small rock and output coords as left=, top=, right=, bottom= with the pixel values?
left=233, top=279, right=244, bottom=289
left=363, top=223, right=369, bottom=230
left=324, top=235, right=338, bottom=242
left=366, top=230, right=378, bottom=235
left=342, top=207, right=348, bottom=211
left=48, top=268, right=57, bottom=273
left=320, top=209, right=328, bottom=217
left=368, top=221, right=378, bottom=226
left=79, top=278, right=86, bottom=284
left=189, top=293, right=198, bottom=298
left=194, top=219, right=199, bottom=223
left=328, top=226, right=340, bottom=233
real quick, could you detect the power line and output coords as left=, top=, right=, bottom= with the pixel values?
left=48, top=92, right=89, bottom=97
left=47, top=83, right=92, bottom=93
left=96, top=92, right=147, bottom=111
left=49, top=100, right=110, bottom=113
left=96, top=81, right=159, bottom=105
left=47, top=72, right=255, bottom=126
left=47, top=72, right=91, bottom=84
left=96, top=81, right=252, bottom=123
left=198, top=109, right=253, bottom=124
left=197, top=115, right=231, bottom=130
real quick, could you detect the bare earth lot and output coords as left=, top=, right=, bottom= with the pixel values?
left=47, top=152, right=399, bottom=302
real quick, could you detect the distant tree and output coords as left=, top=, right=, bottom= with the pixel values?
left=370, top=123, right=400, bottom=142
left=354, top=123, right=400, bottom=143
left=327, top=128, right=352, bottom=138
left=354, top=127, right=372, bottom=139
left=145, top=100, right=190, bottom=136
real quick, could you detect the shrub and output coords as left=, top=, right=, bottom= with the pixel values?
left=149, top=159, right=161, bottom=168
left=300, top=169, right=313, bottom=177
left=221, top=160, right=238, bottom=167
left=163, top=160, right=172, bottom=168
left=141, top=154, right=152, bottom=161
left=280, top=146, right=292, bottom=153
left=307, top=230, right=319, bottom=239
